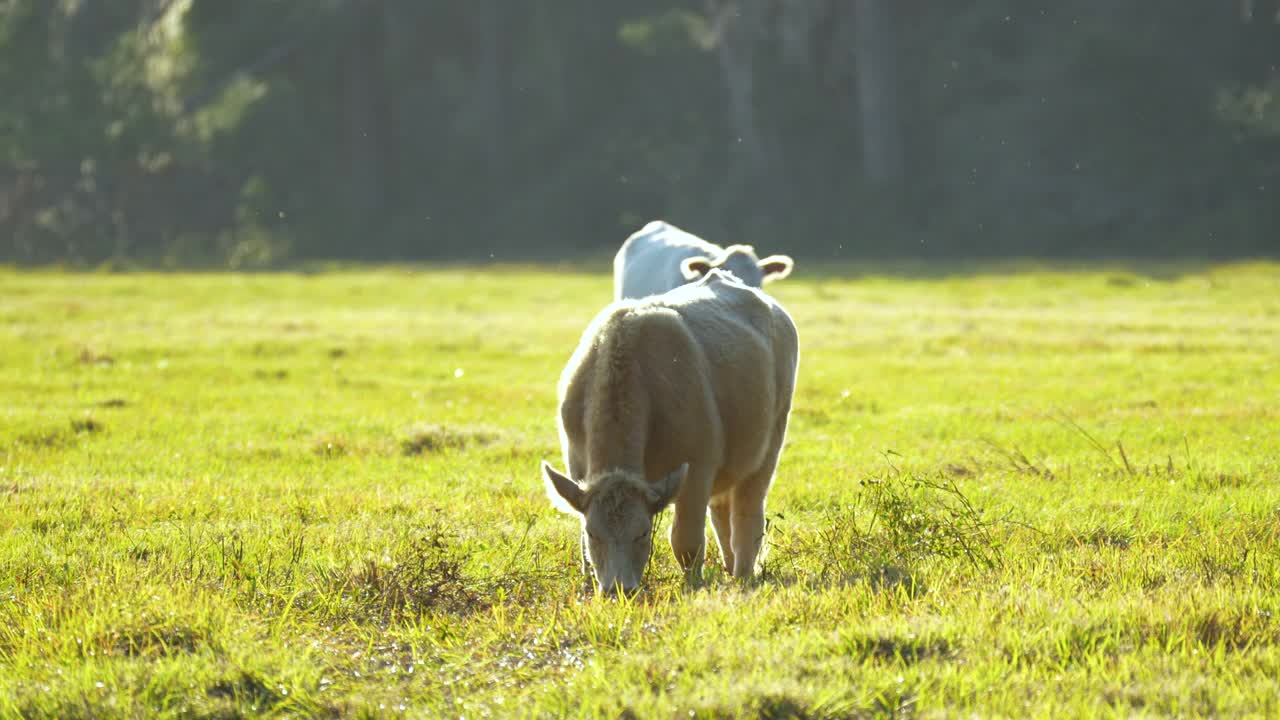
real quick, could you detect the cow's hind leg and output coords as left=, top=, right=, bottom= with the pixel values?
left=730, top=417, right=788, bottom=579
left=729, top=480, right=768, bottom=579
left=709, top=497, right=734, bottom=573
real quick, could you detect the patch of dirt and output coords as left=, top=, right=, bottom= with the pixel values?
left=252, top=369, right=289, bottom=381
left=71, top=416, right=103, bottom=434
left=312, top=434, right=349, bottom=458
left=331, top=529, right=485, bottom=620
left=843, top=632, right=955, bottom=663
left=16, top=428, right=73, bottom=448
left=399, top=423, right=498, bottom=456
left=205, top=671, right=284, bottom=707
left=77, top=347, right=114, bottom=366
left=99, top=623, right=207, bottom=658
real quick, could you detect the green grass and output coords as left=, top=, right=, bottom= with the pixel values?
left=1, top=260, right=1278, bottom=718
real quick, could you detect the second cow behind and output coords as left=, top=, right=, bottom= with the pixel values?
left=612, top=220, right=795, bottom=300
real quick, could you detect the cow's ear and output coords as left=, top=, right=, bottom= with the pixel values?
left=543, top=461, right=586, bottom=514
left=647, top=463, right=687, bottom=512
left=681, top=256, right=713, bottom=281
left=759, top=255, right=794, bottom=281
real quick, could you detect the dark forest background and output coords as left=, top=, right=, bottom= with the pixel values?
left=3, top=0, right=1280, bottom=267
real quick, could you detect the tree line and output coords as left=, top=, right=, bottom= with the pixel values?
left=2, top=0, right=1278, bottom=267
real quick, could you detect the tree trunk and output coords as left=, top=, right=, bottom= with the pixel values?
left=472, top=0, right=511, bottom=191
left=65, top=0, right=110, bottom=57
left=707, top=0, right=769, bottom=232
left=777, top=0, right=818, bottom=66
left=712, top=0, right=767, bottom=178
left=341, top=0, right=393, bottom=245
left=852, top=0, right=905, bottom=185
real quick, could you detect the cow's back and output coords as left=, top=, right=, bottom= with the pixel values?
left=643, top=272, right=799, bottom=488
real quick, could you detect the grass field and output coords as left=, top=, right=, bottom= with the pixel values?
left=1, top=261, right=1278, bottom=718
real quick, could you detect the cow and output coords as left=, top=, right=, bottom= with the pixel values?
left=542, top=269, right=799, bottom=595
left=612, top=220, right=795, bottom=301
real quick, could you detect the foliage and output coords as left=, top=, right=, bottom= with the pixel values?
left=2, top=1, right=1279, bottom=265
left=768, top=470, right=1004, bottom=591
left=1, top=262, right=1279, bottom=716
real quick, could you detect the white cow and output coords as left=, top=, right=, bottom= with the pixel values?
left=612, top=220, right=795, bottom=301
left=542, top=269, right=799, bottom=594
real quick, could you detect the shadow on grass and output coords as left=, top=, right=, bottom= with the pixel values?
left=623, top=685, right=922, bottom=720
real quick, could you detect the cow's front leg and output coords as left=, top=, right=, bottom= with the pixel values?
left=669, top=468, right=712, bottom=584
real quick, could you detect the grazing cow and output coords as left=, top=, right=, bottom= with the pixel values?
left=542, top=269, right=799, bottom=594
left=612, top=220, right=795, bottom=300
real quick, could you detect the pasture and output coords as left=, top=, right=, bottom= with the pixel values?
left=1, top=261, right=1278, bottom=718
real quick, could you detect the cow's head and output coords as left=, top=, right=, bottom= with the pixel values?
left=541, top=461, right=686, bottom=596
left=680, top=244, right=794, bottom=288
